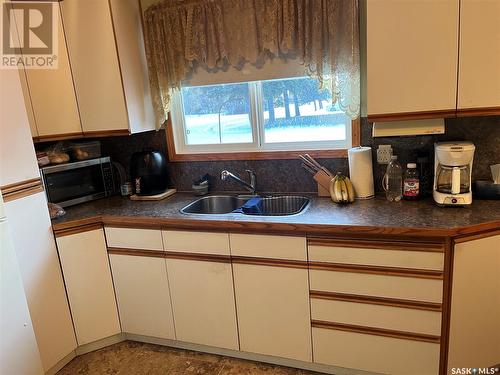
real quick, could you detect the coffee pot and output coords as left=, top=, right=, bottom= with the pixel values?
left=433, top=142, right=475, bottom=206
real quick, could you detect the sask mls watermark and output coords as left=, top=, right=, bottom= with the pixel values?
left=1, top=1, right=58, bottom=69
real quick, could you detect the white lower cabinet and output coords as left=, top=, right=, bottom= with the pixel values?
left=313, top=327, right=440, bottom=375
left=230, top=234, right=312, bottom=362
left=165, top=258, right=239, bottom=350
left=232, top=263, right=312, bottom=362
left=109, top=254, right=175, bottom=340
left=162, top=230, right=239, bottom=350
left=56, top=228, right=121, bottom=345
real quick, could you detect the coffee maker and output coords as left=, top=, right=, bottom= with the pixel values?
left=433, top=142, right=475, bottom=206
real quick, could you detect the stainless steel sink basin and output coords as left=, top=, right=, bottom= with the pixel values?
left=246, top=196, right=310, bottom=216
left=180, top=195, right=250, bottom=214
left=180, top=195, right=310, bottom=216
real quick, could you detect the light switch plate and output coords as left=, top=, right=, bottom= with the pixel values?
left=377, top=145, right=393, bottom=164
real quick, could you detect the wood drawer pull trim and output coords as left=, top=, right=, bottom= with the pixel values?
left=308, top=261, right=443, bottom=279
left=311, top=320, right=441, bottom=344
left=231, top=256, right=308, bottom=269
left=164, top=251, right=231, bottom=263
left=307, top=238, right=445, bottom=252
left=54, top=223, right=103, bottom=237
left=107, top=248, right=165, bottom=258
left=1, top=178, right=44, bottom=202
left=310, top=291, right=442, bottom=312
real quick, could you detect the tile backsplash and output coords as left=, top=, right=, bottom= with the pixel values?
left=99, top=115, right=499, bottom=193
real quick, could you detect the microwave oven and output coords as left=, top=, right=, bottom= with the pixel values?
left=40, top=157, right=115, bottom=207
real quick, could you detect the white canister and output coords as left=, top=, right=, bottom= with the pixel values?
left=348, top=146, right=375, bottom=199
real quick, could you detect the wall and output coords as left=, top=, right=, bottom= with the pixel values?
left=99, top=115, right=499, bottom=194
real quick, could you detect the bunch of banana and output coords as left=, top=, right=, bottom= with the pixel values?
left=329, top=172, right=355, bottom=204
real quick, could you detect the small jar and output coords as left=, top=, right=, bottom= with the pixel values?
left=403, top=163, right=420, bottom=200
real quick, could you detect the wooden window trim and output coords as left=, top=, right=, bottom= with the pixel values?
left=165, top=117, right=360, bottom=162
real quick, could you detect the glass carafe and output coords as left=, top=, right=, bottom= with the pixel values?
left=436, top=165, right=470, bottom=194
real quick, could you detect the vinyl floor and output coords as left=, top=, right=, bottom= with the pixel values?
left=56, top=340, right=321, bottom=375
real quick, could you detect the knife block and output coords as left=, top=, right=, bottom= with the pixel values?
left=314, top=171, right=332, bottom=197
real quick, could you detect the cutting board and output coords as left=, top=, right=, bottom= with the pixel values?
left=130, top=188, right=176, bottom=201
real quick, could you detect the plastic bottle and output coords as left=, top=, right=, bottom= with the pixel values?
left=384, top=156, right=402, bottom=202
left=403, top=163, right=420, bottom=200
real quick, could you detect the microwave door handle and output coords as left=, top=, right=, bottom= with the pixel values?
left=451, top=167, right=461, bottom=194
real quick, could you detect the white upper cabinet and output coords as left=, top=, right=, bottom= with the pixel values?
left=457, top=0, right=500, bottom=111
left=60, top=0, right=128, bottom=133
left=367, top=0, right=459, bottom=119
left=18, top=4, right=82, bottom=139
left=60, top=0, right=155, bottom=135
left=109, top=0, right=156, bottom=133
left=0, top=69, right=40, bottom=186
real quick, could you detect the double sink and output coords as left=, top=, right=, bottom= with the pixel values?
left=181, top=195, right=310, bottom=216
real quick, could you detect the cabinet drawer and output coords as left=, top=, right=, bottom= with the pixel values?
left=105, top=227, right=163, bottom=251
left=311, top=298, right=441, bottom=336
left=163, top=230, right=230, bottom=256
left=308, top=243, right=444, bottom=271
left=313, top=327, right=440, bottom=374
left=310, top=270, right=443, bottom=303
left=230, top=234, right=306, bottom=261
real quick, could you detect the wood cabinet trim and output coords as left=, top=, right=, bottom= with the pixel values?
left=311, top=320, right=441, bottom=344
left=32, top=130, right=130, bottom=143
left=54, top=223, right=104, bottom=238
left=51, top=216, right=500, bottom=241
left=164, top=251, right=231, bottom=264
left=1, top=178, right=44, bottom=202
left=456, top=107, right=500, bottom=117
left=308, top=261, right=443, bottom=280
left=308, top=238, right=445, bottom=252
left=309, top=291, right=442, bottom=312
left=231, top=256, right=308, bottom=269
left=367, top=109, right=457, bottom=123
left=107, top=247, right=165, bottom=258
left=453, top=229, right=500, bottom=244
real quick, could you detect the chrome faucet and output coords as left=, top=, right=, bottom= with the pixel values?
left=221, top=169, right=257, bottom=194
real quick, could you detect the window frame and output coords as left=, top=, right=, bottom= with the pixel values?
left=165, top=80, right=360, bottom=162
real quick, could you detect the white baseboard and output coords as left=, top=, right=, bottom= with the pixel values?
left=45, top=351, right=76, bottom=375
left=125, top=333, right=372, bottom=375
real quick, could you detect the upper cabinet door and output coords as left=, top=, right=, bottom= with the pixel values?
left=458, top=0, right=500, bottom=112
left=109, top=0, right=156, bottom=133
left=60, top=0, right=129, bottom=133
left=0, top=69, right=40, bottom=186
left=20, top=5, right=82, bottom=138
left=367, top=0, right=459, bottom=120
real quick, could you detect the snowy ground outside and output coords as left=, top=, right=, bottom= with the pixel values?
left=185, top=102, right=348, bottom=145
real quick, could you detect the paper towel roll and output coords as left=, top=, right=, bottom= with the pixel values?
left=348, top=146, right=374, bottom=199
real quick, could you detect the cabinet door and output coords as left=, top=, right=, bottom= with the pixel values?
left=165, top=258, right=239, bottom=350
left=232, top=264, right=312, bottom=362
left=367, top=0, right=459, bottom=118
left=448, top=235, right=500, bottom=371
left=5, top=192, right=77, bottom=371
left=0, top=69, right=40, bottom=186
left=109, top=254, right=175, bottom=340
left=19, top=4, right=82, bottom=138
left=60, top=0, right=128, bottom=133
left=458, top=0, right=500, bottom=111
left=109, top=0, right=155, bottom=133
left=56, top=228, right=121, bottom=345
left=1, top=204, right=44, bottom=375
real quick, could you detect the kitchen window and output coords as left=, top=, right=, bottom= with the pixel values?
left=168, top=76, right=358, bottom=161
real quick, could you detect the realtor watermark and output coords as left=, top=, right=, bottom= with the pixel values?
left=451, top=367, right=500, bottom=375
left=1, top=1, right=58, bottom=69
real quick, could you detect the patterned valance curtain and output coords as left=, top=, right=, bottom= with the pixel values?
left=143, top=0, right=360, bottom=128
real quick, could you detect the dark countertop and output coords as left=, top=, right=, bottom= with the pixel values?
left=51, top=193, right=500, bottom=239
